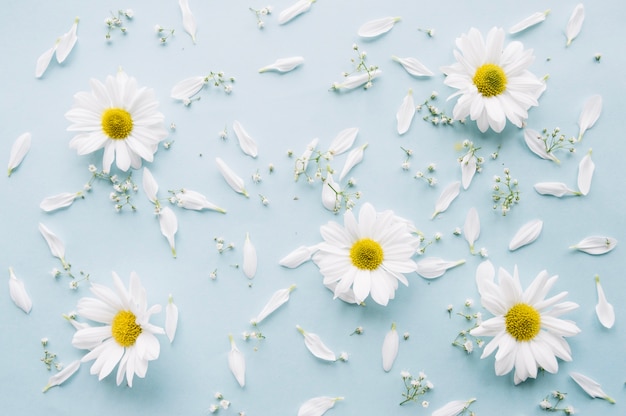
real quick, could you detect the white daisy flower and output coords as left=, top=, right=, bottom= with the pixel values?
left=66, top=70, right=168, bottom=173
left=71, top=271, right=164, bottom=387
left=470, top=262, right=580, bottom=384
left=441, top=27, right=545, bottom=133
left=312, top=202, right=420, bottom=306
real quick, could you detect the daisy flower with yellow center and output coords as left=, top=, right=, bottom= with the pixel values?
left=72, top=271, right=164, bottom=387
left=441, top=27, right=546, bottom=133
left=470, top=261, right=580, bottom=384
left=312, top=202, right=420, bottom=306
left=66, top=70, right=168, bottom=173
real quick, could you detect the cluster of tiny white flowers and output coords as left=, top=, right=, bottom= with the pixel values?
left=208, top=393, right=232, bottom=413
left=418, top=27, right=435, bottom=37
left=536, top=127, right=577, bottom=156
left=104, top=9, right=133, bottom=40
left=40, top=338, right=63, bottom=371
left=416, top=91, right=459, bottom=125
left=49, top=244, right=90, bottom=290
left=214, top=237, right=235, bottom=254
left=450, top=301, right=484, bottom=354
left=154, top=24, right=175, bottom=44
left=399, top=370, right=434, bottom=406
left=204, top=71, right=235, bottom=94
left=539, top=391, right=575, bottom=414
left=249, top=6, right=272, bottom=29
left=413, top=162, right=437, bottom=187
left=331, top=44, right=379, bottom=90
left=492, top=167, right=520, bottom=216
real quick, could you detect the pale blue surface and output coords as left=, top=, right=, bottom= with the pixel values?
left=1, top=1, right=625, bottom=415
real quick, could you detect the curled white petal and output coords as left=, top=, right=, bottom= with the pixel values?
left=332, top=69, right=382, bottom=90
left=56, top=17, right=79, bottom=64
left=228, top=335, right=246, bottom=387
left=8, top=132, right=31, bottom=176
left=391, top=56, right=433, bottom=77
left=382, top=323, right=399, bottom=371
left=570, top=236, right=617, bottom=255
left=297, top=325, right=336, bottom=361
left=578, top=95, right=602, bottom=141
left=570, top=372, right=615, bottom=403
left=159, top=206, right=178, bottom=257
left=357, top=16, right=401, bottom=38
left=9, top=268, right=32, bottom=314
left=40, top=192, right=80, bottom=212
left=566, top=3, right=585, bottom=46
left=524, top=128, right=559, bottom=163
left=142, top=167, right=159, bottom=203
left=297, top=396, right=343, bottom=416
left=577, top=149, right=594, bottom=196
left=533, top=182, right=579, bottom=197
left=594, top=276, right=615, bottom=329
left=508, top=219, right=543, bottom=251
left=396, top=89, right=415, bottom=135
left=251, top=284, right=296, bottom=325
left=175, top=189, right=226, bottom=213
left=279, top=245, right=320, bottom=268
left=42, top=360, right=81, bottom=392
left=460, top=152, right=477, bottom=189
left=338, top=143, right=367, bottom=181
left=463, top=208, right=480, bottom=252
left=233, top=120, right=258, bottom=158
left=329, top=127, right=358, bottom=156
left=215, top=157, right=248, bottom=197
left=431, top=181, right=461, bottom=219
left=38, top=223, right=66, bottom=264
left=278, top=0, right=315, bottom=25
left=35, top=46, right=56, bottom=78
left=415, top=257, right=466, bottom=279
left=179, top=0, right=197, bottom=43
left=165, top=295, right=179, bottom=343
left=259, top=56, right=304, bottom=73
left=170, top=76, right=205, bottom=101
left=243, top=232, right=257, bottom=279
left=321, top=173, right=340, bottom=212
left=509, top=10, right=550, bottom=34
left=432, top=398, right=477, bottom=416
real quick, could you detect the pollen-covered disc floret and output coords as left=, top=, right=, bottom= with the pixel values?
left=312, top=202, right=420, bottom=306
left=66, top=70, right=168, bottom=172
left=470, top=261, right=580, bottom=384
left=441, top=27, right=545, bottom=133
left=71, top=271, right=164, bottom=387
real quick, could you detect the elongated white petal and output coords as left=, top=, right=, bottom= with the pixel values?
left=142, top=167, right=159, bottom=203
left=570, top=236, right=617, bottom=255
left=259, top=56, right=304, bottom=73
left=432, top=181, right=461, bottom=219
left=332, top=69, right=382, bottom=90
left=56, top=17, right=79, bottom=63
left=35, top=46, right=56, bottom=78
left=278, top=0, right=315, bottom=25
left=509, top=10, right=550, bottom=34
left=165, top=295, right=179, bottom=343
left=295, top=137, right=319, bottom=177
left=175, top=189, right=226, bottom=213
left=7, top=132, right=31, bottom=176
left=594, top=276, right=615, bottom=329
left=415, top=258, right=466, bottom=279
left=391, top=56, right=433, bottom=77
left=578, top=95, right=602, bottom=141
left=279, top=245, right=319, bottom=268
left=566, top=4, right=584, bottom=46
left=358, top=16, right=401, bottom=38
left=432, top=398, right=476, bottom=416
left=322, top=173, right=340, bottom=212
left=463, top=208, right=480, bottom=252
left=338, top=143, right=367, bottom=181
left=251, top=284, right=296, bottom=325
left=460, top=153, right=477, bottom=189
left=38, top=223, right=66, bottom=264
left=243, top=232, right=257, bottom=279
left=9, top=268, right=32, bottom=314
left=509, top=219, right=543, bottom=251
left=577, top=149, right=594, bottom=195
left=233, top=120, right=258, bottom=158
left=42, top=360, right=81, bottom=392
left=533, top=182, right=579, bottom=197
left=297, top=325, right=336, bottom=361
left=297, top=396, right=343, bottom=416
left=159, top=206, right=178, bottom=257
left=215, top=157, right=248, bottom=197
left=396, top=89, right=415, bottom=135
left=40, top=192, right=80, bottom=212
left=382, top=323, right=398, bottom=371
left=228, top=335, right=246, bottom=387
left=570, top=372, right=615, bottom=403
left=179, top=0, right=197, bottom=43
left=329, top=127, right=358, bottom=156
left=170, top=76, right=205, bottom=101
left=524, top=128, right=559, bottom=163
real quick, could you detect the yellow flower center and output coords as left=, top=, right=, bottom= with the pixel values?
left=349, top=238, right=384, bottom=270
left=101, top=108, right=133, bottom=140
left=504, top=303, right=541, bottom=342
left=111, top=310, right=142, bottom=347
left=472, top=63, right=507, bottom=97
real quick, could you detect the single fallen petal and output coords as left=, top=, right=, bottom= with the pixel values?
left=233, top=120, right=258, bottom=158
left=321, top=173, right=340, bottom=212
left=297, top=396, right=343, bottom=416
left=391, top=56, right=433, bottom=77
left=35, top=46, right=56, bottom=78
left=297, top=325, right=336, bottom=361
left=415, top=258, right=466, bottom=279
left=577, top=149, right=594, bottom=196
left=7, top=132, right=31, bottom=176
left=396, top=89, right=415, bottom=135
left=432, top=398, right=477, bottom=416
left=524, top=128, right=559, bottom=163
left=278, top=0, right=315, bottom=25
left=570, top=372, right=615, bottom=403
left=259, top=56, right=304, bottom=73
left=508, top=219, right=543, bottom=251
left=38, top=223, right=67, bottom=265
left=332, top=69, right=382, bottom=90
left=279, top=245, right=320, bottom=268
left=170, top=76, right=206, bottom=101
left=460, top=153, right=477, bottom=190
left=142, top=167, right=159, bottom=203
left=179, top=0, right=197, bottom=43
left=594, top=276, right=615, bottom=329
left=338, top=143, right=367, bottom=181
left=228, top=335, right=246, bottom=387
left=509, top=9, right=550, bottom=34
left=357, top=16, right=401, bottom=38
left=40, top=192, right=81, bottom=212
left=566, top=3, right=585, bottom=46
left=9, top=267, right=32, bottom=314
left=56, top=17, right=79, bottom=63
left=295, top=137, right=319, bottom=177
left=243, top=232, right=257, bottom=279
left=533, top=182, right=579, bottom=197
left=165, top=294, right=179, bottom=343
left=159, top=206, right=178, bottom=258
left=251, top=284, right=296, bottom=325
left=329, top=127, right=358, bottom=156
left=431, top=181, right=461, bottom=219
left=578, top=95, right=602, bottom=141
left=42, top=360, right=81, bottom=392
left=463, top=208, right=480, bottom=252
left=175, top=189, right=226, bottom=212
left=215, top=157, right=248, bottom=197
left=570, top=236, right=617, bottom=255
left=381, top=323, right=398, bottom=371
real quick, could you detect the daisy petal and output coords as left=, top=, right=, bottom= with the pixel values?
left=415, top=257, right=465, bottom=279
left=432, top=398, right=476, bottom=416
left=9, top=267, right=32, bottom=314
left=570, top=372, right=615, bottom=403
left=570, top=236, right=617, bottom=255
left=40, top=192, right=80, bottom=212
left=391, top=56, right=433, bottom=77
left=508, top=219, right=543, bottom=251
left=35, top=47, right=56, bottom=78
left=381, top=323, right=398, bottom=371
left=432, top=181, right=461, bottom=219
left=56, top=17, right=79, bottom=64
left=227, top=335, right=246, bottom=387
left=338, top=143, right=367, bottom=181
left=215, top=157, right=248, bottom=197
left=357, top=16, right=401, bottom=38
left=577, top=149, right=594, bottom=195
left=396, top=89, right=415, bottom=135
left=158, top=207, right=178, bottom=257
left=594, top=276, right=615, bottom=329
left=243, top=232, right=257, bottom=279
left=278, top=0, right=315, bottom=25
left=533, top=182, right=579, bottom=197
left=463, top=207, right=480, bottom=252
left=232, top=120, right=258, bottom=158
left=297, top=396, right=343, bottom=416
left=524, top=128, right=559, bottom=163
left=165, top=295, right=178, bottom=343
left=297, top=325, right=336, bottom=361
left=259, top=56, right=304, bottom=73
left=178, top=0, right=197, bottom=43
left=328, top=127, right=358, bottom=156
left=251, top=284, right=296, bottom=325
left=508, top=10, right=550, bottom=34
left=578, top=95, right=602, bottom=141
left=565, top=4, right=585, bottom=46
left=38, top=223, right=67, bottom=265
left=42, top=360, right=81, bottom=392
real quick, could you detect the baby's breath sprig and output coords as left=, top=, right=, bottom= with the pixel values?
left=537, top=127, right=577, bottom=158
left=214, top=237, right=235, bottom=254
left=400, top=147, right=412, bottom=171
left=40, top=338, right=63, bottom=371
left=540, top=391, right=575, bottom=414
left=104, top=9, right=133, bottom=41
left=416, top=91, right=459, bottom=126
left=208, top=392, right=232, bottom=413
left=83, top=165, right=138, bottom=212
left=458, top=139, right=484, bottom=173
left=399, top=371, right=434, bottom=406
left=50, top=250, right=90, bottom=290
left=249, top=6, right=272, bottom=29
left=331, top=44, right=380, bottom=91
left=418, top=27, right=435, bottom=37
left=414, top=163, right=437, bottom=186
left=492, top=168, right=520, bottom=216
left=450, top=301, right=484, bottom=354
left=416, top=231, right=441, bottom=255
left=242, top=330, right=266, bottom=351
left=326, top=181, right=362, bottom=212
left=154, top=24, right=175, bottom=44
left=205, top=71, right=236, bottom=94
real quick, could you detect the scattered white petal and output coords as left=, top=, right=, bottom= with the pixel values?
left=7, top=132, right=31, bottom=176
left=332, top=69, right=382, bottom=90
left=328, top=127, right=358, bottom=156
left=431, top=181, right=461, bottom=219
left=233, top=120, right=258, bottom=158
left=508, top=219, right=543, bottom=251
left=415, top=258, right=466, bottom=279
left=228, top=335, right=246, bottom=387
left=509, top=9, right=550, bottom=34
left=578, top=95, right=602, bottom=141
left=524, top=128, right=559, bottom=163
left=296, top=325, right=336, bottom=361
left=321, top=173, right=340, bottom=212
left=9, top=267, right=32, bottom=314
left=215, top=157, right=248, bottom=197
left=396, top=89, right=415, bottom=135
left=165, top=294, right=179, bottom=343
left=381, top=323, right=399, bottom=372
left=566, top=3, right=585, bottom=46
left=391, top=56, right=433, bottom=77
left=463, top=208, right=480, bottom=252
left=296, top=137, right=319, bottom=176
left=142, top=167, right=159, bottom=203
left=56, top=17, right=79, bottom=64
left=278, top=0, right=315, bottom=25
left=170, top=76, right=206, bottom=101
left=42, top=360, right=81, bottom=392
left=570, top=236, right=617, bottom=255
left=243, top=232, right=257, bottom=279
left=259, top=56, right=304, bottom=73
left=297, top=396, right=343, bottom=416
left=179, top=0, right=197, bottom=43
left=577, top=149, right=594, bottom=196
left=338, top=143, right=367, bottom=181
left=594, top=276, right=615, bottom=329
left=279, top=245, right=320, bottom=268
left=432, top=398, right=476, bottom=416
left=570, top=372, right=615, bottom=403
left=251, top=284, right=296, bottom=325
left=533, top=182, right=579, bottom=197
left=175, top=189, right=226, bottom=213
left=38, top=223, right=67, bottom=266
left=159, top=206, right=178, bottom=258
left=460, top=152, right=477, bottom=189
left=357, top=16, right=401, bottom=38
left=35, top=46, right=56, bottom=78
left=40, top=192, right=80, bottom=212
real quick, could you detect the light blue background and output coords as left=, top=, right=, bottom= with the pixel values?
left=1, top=1, right=625, bottom=415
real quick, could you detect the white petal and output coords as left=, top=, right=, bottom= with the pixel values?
left=332, top=69, right=382, bottom=90
left=578, top=95, right=602, bottom=141
left=432, top=398, right=476, bottom=416
left=524, top=128, right=559, bottom=163
left=431, top=181, right=461, bottom=219
left=396, top=89, right=415, bottom=135
left=533, top=182, right=579, bottom=197
left=463, top=207, right=480, bottom=252
left=215, top=157, right=248, bottom=197
left=228, top=335, right=246, bottom=387
left=566, top=4, right=585, bottom=46
left=55, top=17, right=79, bottom=64
left=259, top=56, right=304, bottom=73
left=295, top=137, right=319, bottom=177
left=251, top=284, right=296, bottom=325
left=577, top=149, right=594, bottom=195
left=415, top=257, right=466, bottom=279
left=176, top=189, right=226, bottom=213
left=179, top=0, right=197, bottom=43
left=170, top=76, right=205, bottom=100
left=570, top=372, right=615, bottom=403
left=35, top=46, right=56, bottom=78
left=278, top=0, right=314, bottom=25
left=297, top=396, right=343, bottom=416
left=509, top=10, right=550, bottom=34
left=509, top=219, right=543, bottom=251
left=595, top=276, right=615, bottom=329
left=9, top=267, right=32, bottom=314
left=322, top=173, right=340, bottom=212
left=159, top=206, right=178, bottom=257
left=38, top=223, right=66, bottom=263
left=243, top=232, right=257, bottom=279
left=570, top=236, right=617, bottom=255
left=165, top=295, right=179, bottom=343
left=7, top=132, right=31, bottom=176
left=297, top=325, right=336, bottom=361
left=329, top=127, right=358, bottom=156
left=339, top=143, right=367, bottom=181
left=391, top=56, right=433, bottom=77
left=42, top=360, right=81, bottom=392
left=142, top=167, right=159, bottom=203
left=357, top=16, right=401, bottom=38
left=460, top=153, right=477, bottom=189
left=232, top=120, right=258, bottom=158
left=279, top=245, right=319, bottom=268
left=40, top=192, right=80, bottom=212
left=381, top=323, right=399, bottom=372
